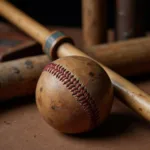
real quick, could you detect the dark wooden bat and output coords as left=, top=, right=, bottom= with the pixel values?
left=82, top=0, right=107, bottom=47
left=0, top=55, right=49, bottom=100
left=116, top=0, right=135, bottom=40
left=1, top=36, right=150, bottom=100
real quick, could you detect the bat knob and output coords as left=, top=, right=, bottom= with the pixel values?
left=35, top=56, right=114, bottom=134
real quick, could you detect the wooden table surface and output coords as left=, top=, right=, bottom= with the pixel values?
left=0, top=23, right=149, bottom=150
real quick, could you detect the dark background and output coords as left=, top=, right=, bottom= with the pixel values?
left=0, top=0, right=150, bottom=32
left=1, top=0, right=115, bottom=28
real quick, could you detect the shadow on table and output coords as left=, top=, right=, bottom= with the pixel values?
left=0, top=95, right=35, bottom=114
left=64, top=112, right=146, bottom=139
left=0, top=95, right=148, bottom=139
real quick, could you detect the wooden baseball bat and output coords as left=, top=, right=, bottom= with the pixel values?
left=0, top=0, right=150, bottom=121
left=116, top=0, right=135, bottom=40
left=1, top=36, right=150, bottom=100
left=82, top=0, right=107, bottom=47
left=0, top=55, right=49, bottom=101
left=2, top=35, right=150, bottom=77
left=84, top=37, right=150, bottom=76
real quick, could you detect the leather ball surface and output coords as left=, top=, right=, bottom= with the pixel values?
left=36, top=56, right=113, bottom=134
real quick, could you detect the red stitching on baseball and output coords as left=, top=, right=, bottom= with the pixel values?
left=44, top=63, right=100, bottom=127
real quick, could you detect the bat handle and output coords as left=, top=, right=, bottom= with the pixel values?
left=0, top=1, right=47, bottom=43
left=0, top=1, right=74, bottom=58
left=43, top=31, right=74, bottom=59
left=0, top=1, right=74, bottom=56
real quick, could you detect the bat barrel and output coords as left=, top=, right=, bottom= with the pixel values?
left=84, top=37, right=150, bottom=76
left=82, top=0, right=107, bottom=47
left=0, top=55, right=49, bottom=101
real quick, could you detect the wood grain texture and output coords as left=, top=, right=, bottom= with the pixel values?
left=0, top=55, right=49, bottom=101
left=0, top=1, right=50, bottom=44
left=0, top=0, right=150, bottom=122
left=116, top=0, right=135, bottom=40
left=1, top=36, right=150, bottom=101
left=82, top=0, right=107, bottom=47
left=84, top=37, right=150, bottom=76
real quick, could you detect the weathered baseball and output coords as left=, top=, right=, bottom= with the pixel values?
left=35, top=56, right=113, bottom=134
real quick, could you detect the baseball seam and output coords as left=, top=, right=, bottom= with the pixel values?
left=44, top=63, right=100, bottom=128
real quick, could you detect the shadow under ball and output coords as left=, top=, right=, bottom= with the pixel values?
left=36, top=56, right=114, bottom=134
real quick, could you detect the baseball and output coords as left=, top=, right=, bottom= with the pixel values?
left=35, top=56, right=113, bottom=134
